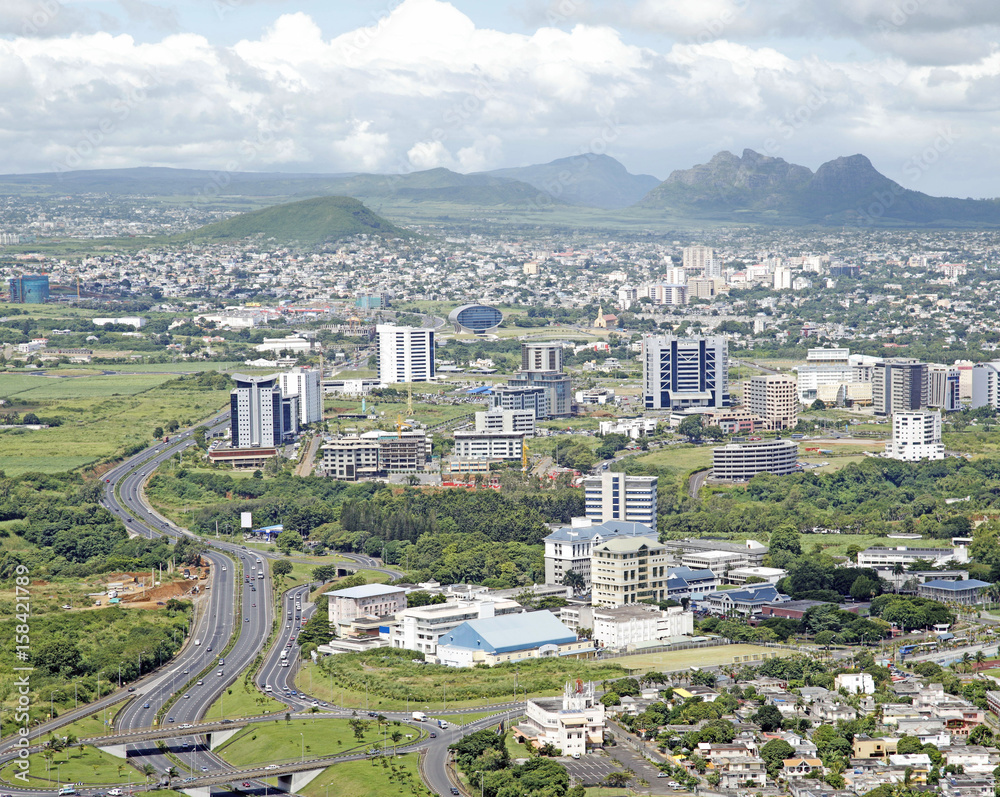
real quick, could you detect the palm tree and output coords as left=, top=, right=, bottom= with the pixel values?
left=164, top=767, right=178, bottom=784
left=974, top=650, right=986, bottom=674
left=961, top=652, right=973, bottom=673
left=142, top=764, right=156, bottom=783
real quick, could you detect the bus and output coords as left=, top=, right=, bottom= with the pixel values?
left=59, top=786, right=77, bottom=795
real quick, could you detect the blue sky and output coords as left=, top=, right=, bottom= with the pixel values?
left=2, top=0, right=1000, bottom=197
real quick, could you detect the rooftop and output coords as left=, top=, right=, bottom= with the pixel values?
left=325, top=584, right=407, bottom=600
left=438, top=611, right=576, bottom=654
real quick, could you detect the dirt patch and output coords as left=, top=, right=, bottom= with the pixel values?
left=119, top=579, right=193, bottom=605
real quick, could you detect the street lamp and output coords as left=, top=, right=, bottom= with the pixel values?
left=119, top=663, right=123, bottom=689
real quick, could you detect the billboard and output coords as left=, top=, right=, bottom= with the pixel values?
left=240, top=512, right=252, bottom=528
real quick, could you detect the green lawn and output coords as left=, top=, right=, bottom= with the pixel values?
left=629, top=445, right=713, bottom=474
left=215, top=718, right=395, bottom=766
left=798, top=532, right=952, bottom=557
left=0, top=372, right=174, bottom=400
left=297, top=753, right=429, bottom=797
left=202, top=682, right=286, bottom=720
left=54, top=702, right=127, bottom=739
left=0, top=744, right=137, bottom=787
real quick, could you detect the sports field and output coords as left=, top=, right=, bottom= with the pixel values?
left=612, top=644, right=778, bottom=673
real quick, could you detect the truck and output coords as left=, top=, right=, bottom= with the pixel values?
left=195, top=639, right=201, bottom=646
left=412, top=711, right=427, bottom=722
left=280, top=650, right=288, bottom=660
left=437, top=719, right=449, bottom=729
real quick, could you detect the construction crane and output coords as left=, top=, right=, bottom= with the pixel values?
left=522, top=440, right=529, bottom=473
left=406, top=381, right=414, bottom=416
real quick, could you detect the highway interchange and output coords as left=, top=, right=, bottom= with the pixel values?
left=0, top=413, right=516, bottom=797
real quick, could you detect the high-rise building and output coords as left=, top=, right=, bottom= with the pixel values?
left=582, top=471, right=658, bottom=531
left=230, top=374, right=296, bottom=448
left=9, top=274, right=49, bottom=304
left=279, top=367, right=323, bottom=425
left=376, top=325, right=435, bottom=385
left=508, top=370, right=573, bottom=417
left=885, top=411, right=944, bottom=461
left=872, top=359, right=928, bottom=416
left=926, top=364, right=960, bottom=412
left=972, top=362, right=1000, bottom=409
left=642, top=335, right=730, bottom=411
left=682, top=245, right=716, bottom=277
left=772, top=266, right=792, bottom=290
left=521, top=342, right=563, bottom=373
left=491, top=385, right=549, bottom=418
left=591, top=536, right=669, bottom=607
left=745, top=374, right=798, bottom=430
left=475, top=409, right=536, bottom=436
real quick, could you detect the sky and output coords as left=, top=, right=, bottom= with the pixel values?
left=2, top=0, right=999, bottom=197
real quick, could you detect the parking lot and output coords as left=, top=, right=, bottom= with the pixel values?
left=560, top=756, right=620, bottom=786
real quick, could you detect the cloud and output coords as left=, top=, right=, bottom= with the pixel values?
left=0, top=0, right=997, bottom=196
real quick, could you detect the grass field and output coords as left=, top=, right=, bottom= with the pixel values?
left=611, top=644, right=778, bottom=673
left=297, top=753, right=426, bottom=797
left=54, top=702, right=127, bottom=739
left=0, top=372, right=174, bottom=400
left=799, top=455, right=871, bottom=473
left=215, top=718, right=396, bottom=766
left=796, top=532, right=951, bottom=557
left=0, top=744, right=137, bottom=787
left=324, top=396, right=482, bottom=430
left=629, top=445, right=713, bottom=474
left=0, top=376, right=229, bottom=474
left=202, top=683, right=286, bottom=720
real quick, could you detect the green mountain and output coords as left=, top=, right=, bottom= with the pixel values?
left=177, top=196, right=408, bottom=245
left=481, top=154, right=660, bottom=209
left=640, top=149, right=1000, bottom=226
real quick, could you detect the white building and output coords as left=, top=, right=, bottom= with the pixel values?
left=597, top=418, right=658, bottom=439
left=453, top=430, right=524, bottom=460
left=230, top=373, right=296, bottom=448
left=643, top=335, right=730, bottom=410
left=474, top=409, right=535, bottom=436
left=592, top=604, right=693, bottom=649
left=376, top=324, right=435, bottom=385
left=390, top=597, right=521, bottom=656
left=836, top=673, right=876, bottom=695
left=885, top=410, right=944, bottom=462
left=582, top=471, right=658, bottom=531
left=319, top=437, right=380, bottom=480
left=543, top=519, right=657, bottom=588
left=326, top=584, right=408, bottom=625
left=280, top=367, right=323, bottom=425
left=858, top=545, right=969, bottom=569
left=972, top=362, right=1000, bottom=410
left=255, top=336, right=313, bottom=354
left=93, top=316, right=146, bottom=329
left=518, top=681, right=606, bottom=757
left=683, top=245, right=717, bottom=277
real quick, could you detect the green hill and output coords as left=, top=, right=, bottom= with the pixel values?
left=178, top=196, right=408, bottom=245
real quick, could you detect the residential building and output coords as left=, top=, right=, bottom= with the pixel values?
left=643, top=335, right=730, bottom=411
left=872, top=358, right=928, bottom=416
left=918, top=578, right=991, bottom=606
left=326, top=584, right=408, bottom=625
left=852, top=736, right=899, bottom=759
left=885, top=410, right=944, bottom=461
left=941, top=775, right=995, bottom=797
left=319, top=437, right=380, bottom=480
left=858, top=545, right=969, bottom=569
left=782, top=758, right=824, bottom=779
left=682, top=245, right=717, bottom=276
left=972, top=362, right=1000, bottom=410
left=376, top=324, right=435, bottom=384
left=591, top=535, right=669, bottom=607
left=230, top=373, right=297, bottom=448
left=927, top=364, right=961, bottom=411
left=279, top=367, right=323, bottom=425
left=745, top=374, right=798, bottom=430
left=591, top=604, right=693, bottom=649
left=516, top=681, right=605, bottom=757
left=712, top=439, right=799, bottom=481
left=713, top=758, right=766, bottom=789
left=474, top=408, right=535, bottom=436
left=582, top=471, right=658, bottom=531
left=836, top=673, right=876, bottom=694
left=543, top=519, right=655, bottom=588
left=435, top=612, right=594, bottom=667
left=491, top=385, right=549, bottom=419
left=390, top=597, right=521, bottom=656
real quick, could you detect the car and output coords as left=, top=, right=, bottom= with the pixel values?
left=429, top=732, right=437, bottom=738
left=286, top=623, right=291, bottom=628
left=197, top=680, right=203, bottom=685
left=264, top=765, right=279, bottom=771
left=252, top=603, right=256, bottom=607
left=290, top=690, right=298, bottom=696
left=182, top=742, right=190, bottom=749
left=183, top=669, right=189, bottom=674
left=184, top=694, right=191, bottom=699
left=200, top=767, right=208, bottom=773
left=367, top=711, right=376, bottom=717
left=245, top=618, right=250, bottom=622
left=451, top=789, right=460, bottom=795
left=167, top=717, right=175, bottom=723
left=127, top=686, right=135, bottom=692
left=221, top=719, right=234, bottom=725
left=105, top=478, right=110, bottom=483
left=242, top=783, right=251, bottom=788
left=311, top=701, right=319, bottom=707
left=207, top=647, right=212, bottom=652
left=656, top=773, right=668, bottom=779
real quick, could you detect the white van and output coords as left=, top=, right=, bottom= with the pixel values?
left=217, top=670, right=224, bottom=677
left=264, top=684, right=272, bottom=692
left=194, top=639, right=201, bottom=646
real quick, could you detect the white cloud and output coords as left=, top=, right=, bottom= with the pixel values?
left=0, top=0, right=998, bottom=196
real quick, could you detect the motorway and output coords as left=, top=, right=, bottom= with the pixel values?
left=0, top=412, right=518, bottom=797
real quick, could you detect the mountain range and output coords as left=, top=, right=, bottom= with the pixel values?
left=4, top=150, right=1000, bottom=227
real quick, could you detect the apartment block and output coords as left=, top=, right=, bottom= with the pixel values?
left=873, top=358, right=928, bottom=416
left=591, top=536, right=670, bottom=607
left=453, top=430, right=524, bottom=461
left=885, top=410, right=944, bottom=461
left=474, top=408, right=536, bottom=436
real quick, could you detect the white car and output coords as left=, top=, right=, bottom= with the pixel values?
left=264, top=765, right=279, bottom=770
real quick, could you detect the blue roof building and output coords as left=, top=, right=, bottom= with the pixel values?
left=436, top=611, right=594, bottom=667
left=918, top=578, right=991, bottom=606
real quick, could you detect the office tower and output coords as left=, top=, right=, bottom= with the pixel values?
left=521, top=342, right=562, bottom=373
left=9, top=274, right=49, bottom=304
left=582, top=471, right=658, bottom=531
left=491, top=385, right=549, bottom=418
left=642, top=335, right=730, bottom=411
left=508, top=370, right=573, bottom=417
left=376, top=325, right=435, bottom=385
left=279, top=367, right=323, bottom=425
left=972, top=362, right=1000, bottom=409
left=746, top=374, right=798, bottom=430
left=925, top=364, right=960, bottom=412
left=872, top=359, right=928, bottom=416
left=885, top=411, right=944, bottom=461
left=230, top=374, right=292, bottom=448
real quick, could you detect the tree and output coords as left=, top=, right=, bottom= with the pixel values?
left=562, top=570, right=585, bottom=593
left=677, top=415, right=705, bottom=442
left=770, top=523, right=802, bottom=555
left=895, top=736, right=923, bottom=755
left=752, top=704, right=783, bottom=732
left=814, top=631, right=836, bottom=649
left=851, top=575, right=880, bottom=601
left=810, top=399, right=827, bottom=410
left=276, top=529, right=304, bottom=555
left=153, top=426, right=164, bottom=439
left=760, top=739, right=795, bottom=779
left=602, top=772, right=632, bottom=788
left=272, top=559, right=293, bottom=577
